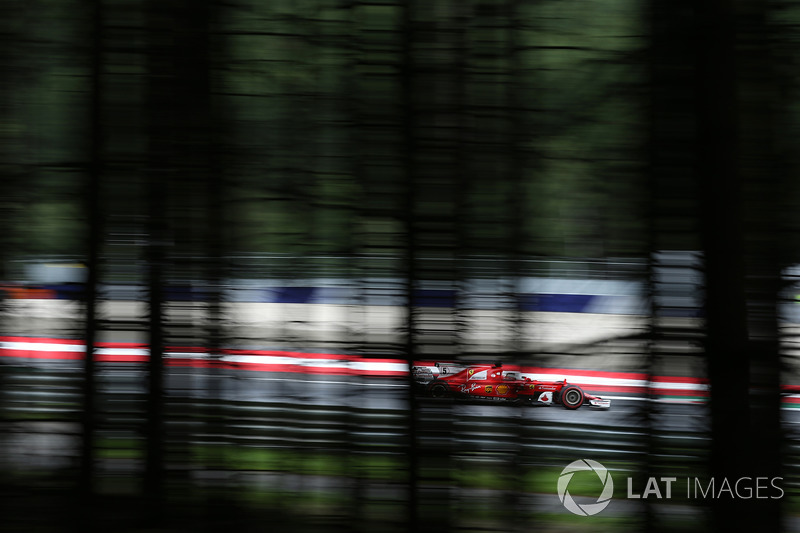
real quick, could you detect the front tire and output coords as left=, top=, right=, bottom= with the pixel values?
left=560, top=385, right=584, bottom=409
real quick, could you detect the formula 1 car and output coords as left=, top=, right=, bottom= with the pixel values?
left=412, top=362, right=610, bottom=409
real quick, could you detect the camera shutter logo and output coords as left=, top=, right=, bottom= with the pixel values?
left=557, top=459, right=614, bottom=516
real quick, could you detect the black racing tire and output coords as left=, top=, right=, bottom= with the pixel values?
left=428, top=381, right=449, bottom=398
left=560, top=385, right=584, bottom=410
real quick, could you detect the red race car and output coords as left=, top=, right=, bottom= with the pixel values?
left=412, top=362, right=610, bottom=409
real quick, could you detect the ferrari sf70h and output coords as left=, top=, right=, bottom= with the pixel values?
left=412, top=362, right=610, bottom=409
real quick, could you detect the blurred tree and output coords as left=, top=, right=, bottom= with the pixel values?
left=736, top=0, right=783, bottom=530
left=646, top=0, right=701, bottom=531
left=143, top=0, right=173, bottom=516
left=695, top=0, right=782, bottom=531
left=79, top=0, right=104, bottom=508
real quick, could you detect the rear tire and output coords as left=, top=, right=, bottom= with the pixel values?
left=429, top=381, right=449, bottom=398
left=560, top=386, right=584, bottom=409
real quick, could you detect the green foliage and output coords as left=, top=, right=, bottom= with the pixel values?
left=0, top=0, right=659, bottom=263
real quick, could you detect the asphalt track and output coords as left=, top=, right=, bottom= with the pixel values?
left=5, top=333, right=800, bottom=429
left=2, top=300, right=799, bottom=470
left=4, top=338, right=800, bottom=529
left=2, top=298, right=800, bottom=530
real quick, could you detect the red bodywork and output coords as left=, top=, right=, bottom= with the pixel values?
left=420, top=363, right=610, bottom=409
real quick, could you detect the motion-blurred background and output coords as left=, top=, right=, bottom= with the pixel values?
left=0, top=0, right=797, bottom=531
